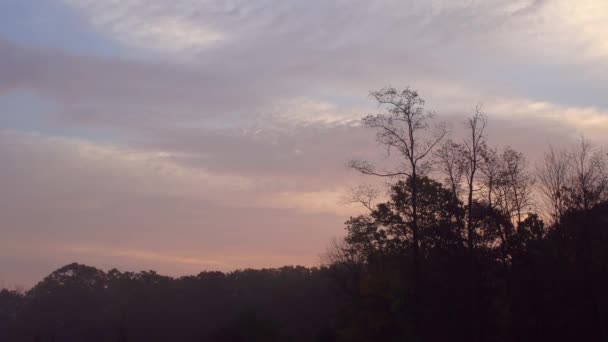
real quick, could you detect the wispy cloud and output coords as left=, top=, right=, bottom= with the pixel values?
left=62, top=0, right=226, bottom=53
left=66, top=245, right=231, bottom=268
left=2, top=0, right=608, bottom=284
left=486, top=99, right=608, bottom=141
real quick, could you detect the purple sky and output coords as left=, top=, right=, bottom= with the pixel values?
left=1, top=0, right=608, bottom=288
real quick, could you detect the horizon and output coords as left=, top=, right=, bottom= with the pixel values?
left=2, top=0, right=608, bottom=288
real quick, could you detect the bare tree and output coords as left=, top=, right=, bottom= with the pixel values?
left=498, top=147, right=535, bottom=225
left=568, top=137, right=607, bottom=212
left=461, top=107, right=488, bottom=249
left=320, top=237, right=365, bottom=267
left=452, top=108, right=488, bottom=342
left=537, top=138, right=606, bottom=220
left=436, top=138, right=465, bottom=201
left=348, top=87, right=446, bottom=263
left=435, top=108, right=488, bottom=249
left=480, top=146, right=500, bottom=209
left=536, top=146, right=571, bottom=224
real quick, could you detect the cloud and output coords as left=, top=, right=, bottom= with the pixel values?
left=0, top=37, right=257, bottom=125
left=65, top=245, right=231, bottom=268
left=2, top=0, right=608, bottom=285
left=4, top=0, right=608, bottom=132
left=0, top=130, right=368, bottom=214
left=515, top=0, right=608, bottom=60
left=62, top=0, right=226, bottom=53
left=259, top=189, right=362, bottom=217
left=488, top=99, right=608, bottom=138
left=61, top=0, right=547, bottom=55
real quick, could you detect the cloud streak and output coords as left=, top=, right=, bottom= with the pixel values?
left=1, top=0, right=608, bottom=286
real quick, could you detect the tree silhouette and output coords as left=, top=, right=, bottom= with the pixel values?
left=347, top=86, right=447, bottom=338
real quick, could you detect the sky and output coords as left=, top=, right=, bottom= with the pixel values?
left=1, top=0, right=608, bottom=288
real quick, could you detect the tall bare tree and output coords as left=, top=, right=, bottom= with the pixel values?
left=436, top=139, right=465, bottom=202
left=538, top=138, right=607, bottom=220
left=480, top=146, right=500, bottom=209
left=348, top=87, right=446, bottom=263
left=458, top=108, right=488, bottom=342
left=461, top=108, right=488, bottom=249
left=568, top=137, right=607, bottom=212
left=498, top=147, right=535, bottom=225
left=536, top=147, right=571, bottom=224
left=435, top=108, right=488, bottom=250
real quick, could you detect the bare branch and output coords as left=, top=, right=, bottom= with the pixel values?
left=347, top=159, right=410, bottom=178
left=343, top=184, right=381, bottom=212
left=536, top=146, right=571, bottom=223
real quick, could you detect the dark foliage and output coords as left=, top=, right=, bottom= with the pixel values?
left=1, top=266, right=339, bottom=342
left=329, top=177, right=608, bottom=342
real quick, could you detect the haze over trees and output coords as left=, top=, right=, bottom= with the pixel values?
left=2, top=87, right=607, bottom=342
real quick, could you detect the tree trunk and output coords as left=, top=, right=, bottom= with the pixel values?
left=410, top=165, right=422, bottom=339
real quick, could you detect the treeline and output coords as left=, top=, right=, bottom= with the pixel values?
left=0, top=265, right=339, bottom=341
left=1, top=87, right=608, bottom=341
